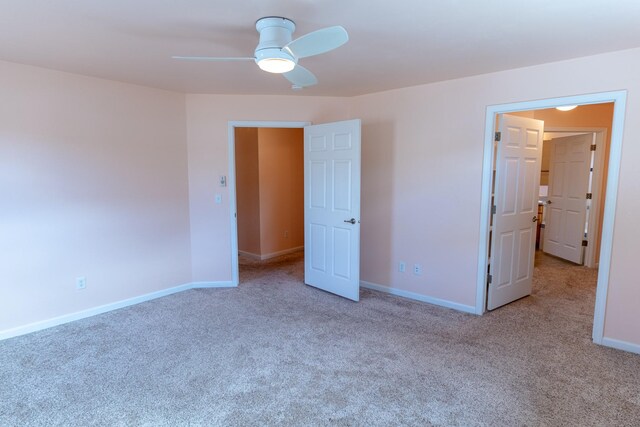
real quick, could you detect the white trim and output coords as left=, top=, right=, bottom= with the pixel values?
left=228, top=120, right=310, bottom=287
left=476, top=91, right=627, bottom=350
left=600, top=337, right=640, bottom=355
left=238, top=250, right=263, bottom=260
left=239, top=246, right=304, bottom=261
left=361, top=281, right=477, bottom=314
left=543, top=127, right=608, bottom=268
left=592, top=94, right=627, bottom=345
left=191, top=281, right=235, bottom=288
left=0, top=281, right=235, bottom=341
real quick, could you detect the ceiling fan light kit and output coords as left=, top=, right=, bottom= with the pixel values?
left=173, top=16, right=348, bottom=88
left=255, top=17, right=297, bottom=73
left=255, top=49, right=296, bottom=73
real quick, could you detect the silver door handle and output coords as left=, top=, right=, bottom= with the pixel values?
left=344, top=218, right=356, bottom=224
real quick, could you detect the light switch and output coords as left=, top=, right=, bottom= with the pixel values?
left=215, top=194, right=222, bottom=204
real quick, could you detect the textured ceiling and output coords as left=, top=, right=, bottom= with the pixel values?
left=1, top=0, right=640, bottom=96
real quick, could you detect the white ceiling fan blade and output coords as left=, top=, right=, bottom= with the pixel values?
left=172, top=56, right=254, bottom=62
left=283, top=26, right=348, bottom=59
left=283, top=64, right=318, bottom=87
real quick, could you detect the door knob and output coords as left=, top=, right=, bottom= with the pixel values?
left=344, top=218, right=356, bottom=224
left=532, top=216, right=538, bottom=223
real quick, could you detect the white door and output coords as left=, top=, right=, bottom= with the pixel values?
left=488, top=114, right=544, bottom=310
left=304, top=119, right=361, bottom=301
left=543, top=134, right=592, bottom=264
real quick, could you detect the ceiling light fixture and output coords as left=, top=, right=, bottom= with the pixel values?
left=556, top=105, right=578, bottom=111
left=255, top=48, right=295, bottom=73
left=172, top=16, right=347, bottom=88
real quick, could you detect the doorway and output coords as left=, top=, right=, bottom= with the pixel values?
left=540, top=127, right=608, bottom=268
left=235, top=127, right=305, bottom=263
left=228, top=121, right=309, bottom=286
left=228, top=119, right=363, bottom=301
left=476, top=91, right=627, bottom=346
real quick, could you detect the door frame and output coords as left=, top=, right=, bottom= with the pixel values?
left=542, top=127, right=608, bottom=268
left=228, top=121, right=310, bottom=286
left=475, top=91, right=627, bottom=346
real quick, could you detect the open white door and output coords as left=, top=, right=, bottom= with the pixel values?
left=543, top=134, right=592, bottom=264
left=304, top=119, right=361, bottom=301
left=488, top=114, right=544, bottom=310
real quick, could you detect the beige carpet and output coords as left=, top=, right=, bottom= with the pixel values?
left=1, top=250, right=639, bottom=426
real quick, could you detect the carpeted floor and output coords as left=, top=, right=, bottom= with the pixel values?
left=1, top=251, right=639, bottom=426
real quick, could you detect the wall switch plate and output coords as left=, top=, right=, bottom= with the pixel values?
left=76, top=277, right=86, bottom=290
left=399, top=262, right=406, bottom=273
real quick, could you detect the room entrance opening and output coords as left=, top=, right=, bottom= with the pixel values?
left=476, top=91, right=627, bottom=347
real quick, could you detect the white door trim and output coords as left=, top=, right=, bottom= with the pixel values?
left=543, top=127, right=608, bottom=268
left=228, top=121, right=310, bottom=286
left=475, top=91, right=627, bottom=348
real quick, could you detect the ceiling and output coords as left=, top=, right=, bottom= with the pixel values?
left=2, top=0, right=640, bottom=96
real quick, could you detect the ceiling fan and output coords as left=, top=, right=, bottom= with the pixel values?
left=172, top=16, right=349, bottom=89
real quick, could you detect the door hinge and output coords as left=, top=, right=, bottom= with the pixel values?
left=487, top=274, right=493, bottom=284
left=491, top=205, right=497, bottom=215
left=586, top=193, right=592, bottom=199
left=590, top=144, right=597, bottom=151
left=582, top=240, right=588, bottom=247
left=494, top=132, right=501, bottom=142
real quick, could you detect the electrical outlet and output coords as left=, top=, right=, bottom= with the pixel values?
left=76, top=277, right=86, bottom=290
left=399, top=262, right=406, bottom=273
left=414, top=264, right=423, bottom=275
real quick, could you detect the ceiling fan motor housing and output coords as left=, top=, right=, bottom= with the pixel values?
left=255, top=17, right=295, bottom=51
left=254, top=17, right=297, bottom=70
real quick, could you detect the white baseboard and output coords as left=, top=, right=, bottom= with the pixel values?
left=360, top=280, right=477, bottom=314
left=600, top=337, right=640, bottom=355
left=239, top=246, right=303, bottom=261
left=0, top=281, right=235, bottom=341
left=238, top=250, right=262, bottom=260
left=192, top=281, right=235, bottom=288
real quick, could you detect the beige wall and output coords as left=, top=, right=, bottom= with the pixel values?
left=186, top=95, right=349, bottom=281
left=186, top=48, right=640, bottom=348
left=350, top=48, right=640, bottom=347
left=3, top=46, right=640, bottom=351
left=235, top=128, right=261, bottom=255
left=540, top=141, right=551, bottom=186
left=256, top=128, right=304, bottom=256
left=534, top=103, right=614, bottom=133
left=0, top=61, right=191, bottom=332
